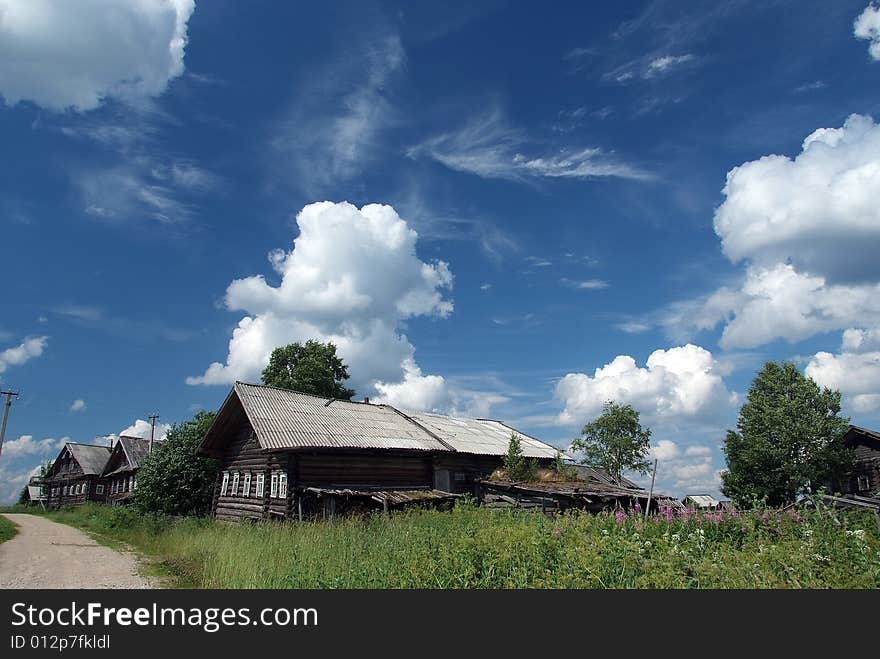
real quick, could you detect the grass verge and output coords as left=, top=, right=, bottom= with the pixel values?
left=0, top=515, right=17, bottom=544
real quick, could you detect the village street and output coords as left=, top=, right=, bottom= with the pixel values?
left=0, top=514, right=155, bottom=589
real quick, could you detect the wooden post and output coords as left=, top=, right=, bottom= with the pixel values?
left=644, top=458, right=658, bottom=521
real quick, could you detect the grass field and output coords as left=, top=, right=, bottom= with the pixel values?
left=0, top=515, right=17, bottom=544
left=22, top=502, right=880, bottom=588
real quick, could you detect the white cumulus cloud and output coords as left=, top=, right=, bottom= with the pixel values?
left=0, top=335, right=48, bottom=373
left=0, top=434, right=66, bottom=459
left=118, top=419, right=170, bottom=441
left=555, top=344, right=737, bottom=426
left=855, top=3, right=880, bottom=60
left=69, top=399, right=86, bottom=412
left=188, top=202, right=456, bottom=407
left=0, top=0, right=195, bottom=111
left=373, top=359, right=451, bottom=413
left=806, top=327, right=880, bottom=413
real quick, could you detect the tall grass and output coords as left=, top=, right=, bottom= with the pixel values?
left=42, top=503, right=880, bottom=588
left=0, top=515, right=16, bottom=544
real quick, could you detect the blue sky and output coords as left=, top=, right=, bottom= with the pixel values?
left=2, top=0, right=880, bottom=502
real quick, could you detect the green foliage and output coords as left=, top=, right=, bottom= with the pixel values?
left=261, top=340, right=355, bottom=400
left=722, top=361, right=852, bottom=508
left=503, top=432, right=538, bottom=481
left=571, top=401, right=651, bottom=483
left=0, top=515, right=16, bottom=544
left=133, top=411, right=219, bottom=517
left=551, top=450, right=578, bottom=480
left=40, top=503, right=880, bottom=589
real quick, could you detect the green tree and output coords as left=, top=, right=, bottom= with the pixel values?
left=503, top=432, right=538, bottom=481
left=261, top=340, right=355, bottom=400
left=571, top=401, right=651, bottom=484
left=722, top=361, right=852, bottom=508
left=134, top=410, right=219, bottom=516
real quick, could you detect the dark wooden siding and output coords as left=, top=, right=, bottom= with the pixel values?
left=213, top=421, right=285, bottom=522
left=296, top=452, right=433, bottom=489
left=46, top=475, right=104, bottom=508
left=838, top=439, right=880, bottom=495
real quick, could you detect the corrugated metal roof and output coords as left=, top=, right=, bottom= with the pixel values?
left=407, top=412, right=562, bottom=458
left=683, top=494, right=719, bottom=508
left=235, top=382, right=449, bottom=452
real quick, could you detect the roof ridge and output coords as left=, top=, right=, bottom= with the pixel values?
left=234, top=380, right=369, bottom=405
left=385, top=405, right=458, bottom=452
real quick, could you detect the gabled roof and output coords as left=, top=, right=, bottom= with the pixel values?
left=102, top=436, right=155, bottom=476
left=844, top=425, right=880, bottom=444
left=683, top=494, right=719, bottom=507
left=57, top=442, right=112, bottom=475
left=199, top=382, right=563, bottom=459
left=407, top=412, right=563, bottom=459
left=200, top=382, right=451, bottom=456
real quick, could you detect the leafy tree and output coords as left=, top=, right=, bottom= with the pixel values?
left=134, top=410, right=219, bottom=516
left=261, top=340, right=355, bottom=400
left=722, top=361, right=852, bottom=508
left=571, top=401, right=651, bottom=484
left=503, top=432, right=538, bottom=481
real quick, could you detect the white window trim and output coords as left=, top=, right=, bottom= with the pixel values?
left=279, top=472, right=288, bottom=499
left=256, top=473, right=265, bottom=497
left=270, top=472, right=279, bottom=499
left=231, top=472, right=240, bottom=496
left=243, top=473, right=251, bottom=498
left=220, top=472, right=229, bottom=497
left=96, top=484, right=104, bottom=495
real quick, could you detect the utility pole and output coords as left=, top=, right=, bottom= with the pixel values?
left=148, top=414, right=159, bottom=454
left=0, top=389, right=20, bottom=461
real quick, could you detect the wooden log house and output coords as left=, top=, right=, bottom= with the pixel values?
left=197, top=382, right=562, bottom=522
left=100, top=435, right=156, bottom=505
left=45, top=442, right=112, bottom=509
left=828, top=425, right=880, bottom=497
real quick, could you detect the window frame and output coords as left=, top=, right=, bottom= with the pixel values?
left=279, top=472, right=288, bottom=499
left=243, top=472, right=251, bottom=498
left=270, top=472, right=279, bottom=499
left=231, top=472, right=240, bottom=496
left=96, top=484, right=104, bottom=495
left=220, top=471, right=229, bottom=497
left=256, top=473, right=265, bottom=498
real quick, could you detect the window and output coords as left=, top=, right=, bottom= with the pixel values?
left=243, top=473, right=251, bottom=498
left=128, top=476, right=133, bottom=492
left=279, top=473, right=288, bottom=499
left=857, top=475, right=870, bottom=491
left=256, top=473, right=265, bottom=498
left=231, top=472, right=240, bottom=496
left=270, top=472, right=279, bottom=499
left=62, top=485, right=68, bottom=495
left=220, top=472, right=229, bottom=496
left=454, top=471, right=466, bottom=482
left=96, top=484, right=104, bottom=495
left=133, top=477, right=137, bottom=490
left=83, top=482, right=89, bottom=494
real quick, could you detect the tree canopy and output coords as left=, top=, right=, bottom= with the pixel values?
left=571, top=401, right=652, bottom=484
left=503, top=432, right=538, bottom=481
left=134, top=410, right=219, bottom=516
left=721, top=361, right=852, bottom=507
left=261, top=340, right=355, bottom=400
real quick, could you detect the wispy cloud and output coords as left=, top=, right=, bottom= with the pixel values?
left=560, top=278, right=609, bottom=290
left=58, top=107, right=220, bottom=225
left=53, top=305, right=197, bottom=343
left=272, top=29, right=405, bottom=194
left=408, top=109, right=650, bottom=182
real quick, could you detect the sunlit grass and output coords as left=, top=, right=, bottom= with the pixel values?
left=38, top=502, right=880, bottom=589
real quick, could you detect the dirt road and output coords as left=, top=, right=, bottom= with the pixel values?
left=0, top=514, right=156, bottom=589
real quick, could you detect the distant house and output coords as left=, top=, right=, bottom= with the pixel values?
left=829, top=425, right=880, bottom=497
left=682, top=494, right=720, bottom=510
left=21, top=485, right=47, bottom=508
left=100, top=435, right=156, bottom=505
left=45, top=442, right=112, bottom=508
left=197, top=382, right=561, bottom=522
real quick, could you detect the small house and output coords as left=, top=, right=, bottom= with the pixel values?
left=197, top=382, right=561, bottom=521
left=45, top=442, right=112, bottom=508
left=100, top=435, right=156, bottom=505
left=682, top=494, right=720, bottom=510
left=832, top=425, right=880, bottom=497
